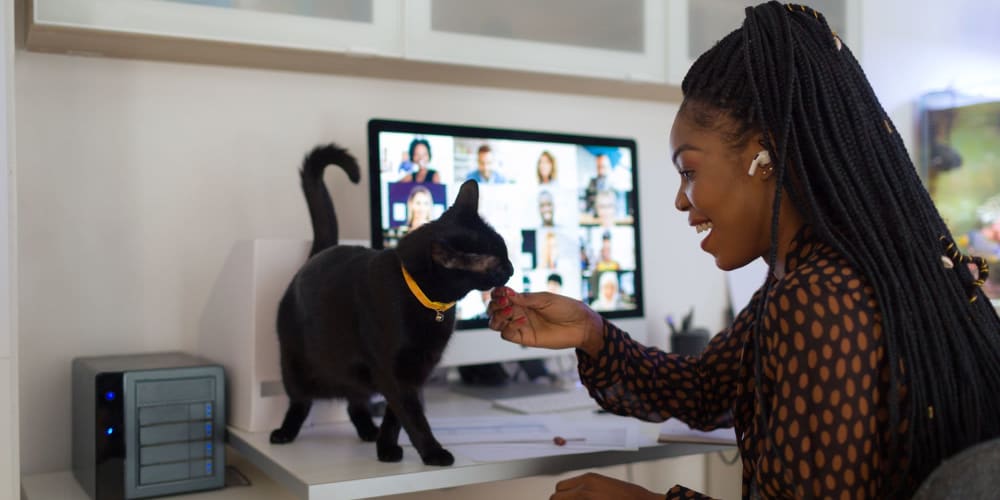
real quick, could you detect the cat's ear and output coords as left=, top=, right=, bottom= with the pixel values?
left=451, top=180, right=480, bottom=214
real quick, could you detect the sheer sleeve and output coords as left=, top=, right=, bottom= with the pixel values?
left=754, top=267, right=890, bottom=499
left=576, top=290, right=761, bottom=429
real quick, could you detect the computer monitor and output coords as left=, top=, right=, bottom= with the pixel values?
left=367, top=119, right=645, bottom=365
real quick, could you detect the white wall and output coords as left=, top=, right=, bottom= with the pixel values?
left=14, top=51, right=727, bottom=475
left=861, top=1, right=1000, bottom=156
left=1, top=0, right=17, bottom=496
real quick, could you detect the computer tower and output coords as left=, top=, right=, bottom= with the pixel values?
left=72, top=352, right=226, bottom=499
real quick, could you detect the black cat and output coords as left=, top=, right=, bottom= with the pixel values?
left=270, top=144, right=513, bottom=466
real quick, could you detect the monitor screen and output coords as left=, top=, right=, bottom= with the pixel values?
left=368, top=119, right=644, bottom=329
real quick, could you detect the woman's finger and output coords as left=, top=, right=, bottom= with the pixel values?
left=488, top=312, right=512, bottom=331
left=485, top=298, right=506, bottom=316
left=500, top=324, right=531, bottom=346
left=556, top=473, right=595, bottom=491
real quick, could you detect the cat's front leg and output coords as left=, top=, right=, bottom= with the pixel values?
left=381, top=388, right=454, bottom=466
left=270, top=399, right=313, bottom=444
left=375, top=407, right=404, bottom=462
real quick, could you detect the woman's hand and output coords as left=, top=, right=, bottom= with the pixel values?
left=550, top=472, right=662, bottom=500
left=486, top=286, right=605, bottom=357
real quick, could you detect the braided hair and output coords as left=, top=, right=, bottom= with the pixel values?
left=680, top=2, right=1000, bottom=496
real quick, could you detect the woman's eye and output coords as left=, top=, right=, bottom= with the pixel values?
left=679, top=170, right=695, bottom=181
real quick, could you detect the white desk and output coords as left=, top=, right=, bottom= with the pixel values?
left=227, top=385, right=733, bottom=499
left=23, top=385, right=733, bottom=500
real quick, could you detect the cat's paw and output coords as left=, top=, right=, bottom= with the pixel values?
left=420, top=447, right=455, bottom=466
left=355, top=424, right=378, bottom=442
left=269, top=428, right=297, bottom=444
left=377, top=444, right=404, bottom=462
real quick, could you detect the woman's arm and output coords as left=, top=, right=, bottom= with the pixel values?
left=577, top=289, right=762, bottom=428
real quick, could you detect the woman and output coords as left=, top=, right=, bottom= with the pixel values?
left=399, top=138, right=440, bottom=184
left=540, top=230, right=559, bottom=269
left=594, top=231, right=620, bottom=272
left=589, top=271, right=621, bottom=311
left=537, top=150, right=558, bottom=184
left=405, top=185, right=433, bottom=230
left=488, top=3, right=1000, bottom=499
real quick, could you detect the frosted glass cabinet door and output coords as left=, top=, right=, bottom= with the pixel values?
left=404, top=0, right=668, bottom=82
left=31, top=0, right=403, bottom=56
left=666, top=0, right=861, bottom=84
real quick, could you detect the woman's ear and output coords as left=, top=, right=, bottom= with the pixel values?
left=747, top=150, right=772, bottom=177
left=745, top=133, right=776, bottom=179
left=759, top=163, right=776, bottom=180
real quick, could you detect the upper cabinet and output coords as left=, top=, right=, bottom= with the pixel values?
left=403, top=0, right=668, bottom=83
left=26, top=0, right=861, bottom=100
left=29, top=0, right=404, bottom=56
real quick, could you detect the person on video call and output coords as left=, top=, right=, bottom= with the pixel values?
left=487, top=3, right=1000, bottom=498
left=593, top=190, right=619, bottom=229
left=594, top=231, right=620, bottom=272
left=538, top=189, right=556, bottom=227
left=589, top=271, right=622, bottom=312
left=465, top=144, right=507, bottom=184
left=546, top=273, right=563, bottom=294
left=399, top=138, right=440, bottom=184
left=539, top=231, right=559, bottom=270
left=537, top=150, right=558, bottom=185
left=584, top=153, right=613, bottom=213
left=404, top=185, right=433, bottom=231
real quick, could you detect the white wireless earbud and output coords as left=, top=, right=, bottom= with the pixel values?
left=747, top=150, right=771, bottom=176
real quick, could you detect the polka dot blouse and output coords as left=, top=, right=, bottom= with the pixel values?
left=577, top=227, right=907, bottom=499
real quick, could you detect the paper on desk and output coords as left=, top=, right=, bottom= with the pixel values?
left=572, top=421, right=641, bottom=450
left=400, top=416, right=641, bottom=462
left=450, top=442, right=605, bottom=462
left=399, top=415, right=582, bottom=445
left=657, top=418, right=737, bottom=445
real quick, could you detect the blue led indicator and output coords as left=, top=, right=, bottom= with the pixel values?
left=206, top=442, right=213, bottom=453
left=105, top=427, right=114, bottom=436
left=104, top=391, right=116, bottom=401
left=205, top=461, right=213, bottom=474
left=205, top=423, right=212, bottom=436
left=205, top=403, right=212, bottom=417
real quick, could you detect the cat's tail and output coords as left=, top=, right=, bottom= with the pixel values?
left=300, top=144, right=361, bottom=257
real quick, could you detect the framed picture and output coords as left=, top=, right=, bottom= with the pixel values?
left=919, top=90, right=1000, bottom=300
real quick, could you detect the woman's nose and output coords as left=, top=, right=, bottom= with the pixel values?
left=675, top=187, right=690, bottom=212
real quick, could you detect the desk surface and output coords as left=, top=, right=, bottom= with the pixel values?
left=227, top=385, right=733, bottom=499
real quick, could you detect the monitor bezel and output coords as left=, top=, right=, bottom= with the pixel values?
left=367, top=118, right=645, bottom=329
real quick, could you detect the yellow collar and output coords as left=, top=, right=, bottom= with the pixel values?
left=400, top=264, right=456, bottom=322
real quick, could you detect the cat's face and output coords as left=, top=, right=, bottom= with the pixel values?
left=418, top=181, right=514, bottom=292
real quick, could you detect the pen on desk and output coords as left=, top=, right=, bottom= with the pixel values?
left=484, top=437, right=584, bottom=446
